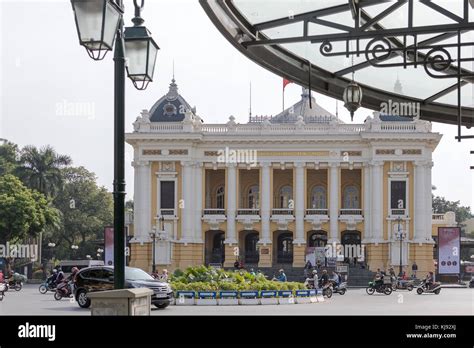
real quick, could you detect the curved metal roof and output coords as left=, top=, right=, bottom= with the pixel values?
left=200, top=0, right=474, bottom=128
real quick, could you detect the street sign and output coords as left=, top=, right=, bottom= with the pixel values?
left=208, top=263, right=222, bottom=269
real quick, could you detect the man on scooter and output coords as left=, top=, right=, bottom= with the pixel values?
left=424, top=271, right=434, bottom=290
left=319, top=269, right=330, bottom=288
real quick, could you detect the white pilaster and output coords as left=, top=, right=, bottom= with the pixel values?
left=132, top=160, right=151, bottom=242
left=294, top=162, right=305, bottom=245
left=371, top=161, right=384, bottom=242
left=329, top=163, right=340, bottom=243
left=425, top=161, right=434, bottom=242
left=414, top=161, right=426, bottom=242
left=260, top=162, right=272, bottom=244
left=180, top=161, right=193, bottom=242
left=194, top=162, right=203, bottom=243
left=363, top=163, right=371, bottom=242
left=225, top=163, right=237, bottom=244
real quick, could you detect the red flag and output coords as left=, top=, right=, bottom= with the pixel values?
left=283, top=78, right=292, bottom=89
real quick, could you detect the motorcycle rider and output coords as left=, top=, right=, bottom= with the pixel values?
left=47, top=269, right=58, bottom=287
left=0, top=270, right=4, bottom=284
left=64, top=267, right=79, bottom=296
left=424, top=271, right=434, bottom=290
left=304, top=269, right=318, bottom=289
left=319, top=269, right=330, bottom=288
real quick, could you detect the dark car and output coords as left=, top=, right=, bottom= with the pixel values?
left=74, top=266, right=173, bottom=309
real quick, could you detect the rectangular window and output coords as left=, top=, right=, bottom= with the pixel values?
left=390, top=181, right=406, bottom=209
left=160, top=181, right=175, bottom=209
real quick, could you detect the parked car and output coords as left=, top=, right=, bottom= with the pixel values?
left=59, top=260, right=104, bottom=276
left=73, top=266, right=173, bottom=309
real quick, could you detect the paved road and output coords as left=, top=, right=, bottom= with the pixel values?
left=0, top=284, right=472, bottom=316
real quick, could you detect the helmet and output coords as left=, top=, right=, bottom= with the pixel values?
left=312, top=270, right=318, bottom=274
left=52, top=269, right=57, bottom=274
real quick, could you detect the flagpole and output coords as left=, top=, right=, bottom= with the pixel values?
left=282, top=83, right=285, bottom=111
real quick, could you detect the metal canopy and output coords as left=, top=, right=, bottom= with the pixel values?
left=200, top=0, right=474, bottom=132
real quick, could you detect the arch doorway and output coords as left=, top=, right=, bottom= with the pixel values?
left=274, top=231, right=293, bottom=264
left=244, top=232, right=260, bottom=264
left=341, top=230, right=362, bottom=265
left=308, top=230, right=328, bottom=247
left=205, top=230, right=225, bottom=265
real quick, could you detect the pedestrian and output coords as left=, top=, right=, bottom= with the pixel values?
left=275, top=269, right=287, bottom=282
left=0, top=270, right=4, bottom=283
left=160, top=269, right=169, bottom=281
left=304, top=260, right=313, bottom=278
left=316, top=259, right=321, bottom=270
left=412, top=262, right=418, bottom=278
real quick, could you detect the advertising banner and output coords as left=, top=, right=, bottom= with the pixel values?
left=104, top=226, right=114, bottom=266
left=438, top=227, right=460, bottom=275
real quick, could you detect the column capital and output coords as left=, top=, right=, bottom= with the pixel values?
left=226, top=163, right=237, bottom=168
left=180, top=160, right=194, bottom=167
left=294, top=162, right=306, bottom=169
left=260, top=161, right=272, bottom=168
left=329, top=162, right=340, bottom=168
left=193, top=161, right=204, bottom=168
left=369, top=160, right=384, bottom=167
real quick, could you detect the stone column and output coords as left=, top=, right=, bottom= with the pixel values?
left=194, top=162, right=203, bottom=243
left=329, top=163, right=340, bottom=243
left=180, top=161, right=193, bottom=242
left=414, top=161, right=426, bottom=242
left=259, top=162, right=272, bottom=245
left=225, top=163, right=237, bottom=244
left=132, top=161, right=151, bottom=242
left=294, top=162, right=306, bottom=245
left=363, top=163, right=371, bottom=242
left=425, top=161, right=434, bottom=242
left=371, top=161, right=383, bottom=241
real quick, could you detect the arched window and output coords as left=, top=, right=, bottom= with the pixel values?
left=279, top=185, right=293, bottom=208
left=308, top=231, right=328, bottom=247
left=343, top=185, right=360, bottom=209
left=216, top=186, right=225, bottom=209
left=310, top=185, right=327, bottom=209
left=248, top=185, right=259, bottom=209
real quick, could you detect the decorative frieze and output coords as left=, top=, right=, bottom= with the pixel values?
left=169, top=149, right=188, bottom=155
left=402, top=149, right=422, bottom=155
left=142, top=149, right=161, bottom=155
left=341, top=151, right=362, bottom=157
left=258, top=151, right=329, bottom=157
left=376, top=149, right=395, bottom=155
left=204, top=151, right=219, bottom=156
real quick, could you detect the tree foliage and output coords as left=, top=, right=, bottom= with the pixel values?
left=432, top=195, right=473, bottom=234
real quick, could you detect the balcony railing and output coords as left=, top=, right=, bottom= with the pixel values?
left=237, top=209, right=260, bottom=216
left=390, top=209, right=406, bottom=216
left=306, top=209, right=328, bottom=215
left=203, top=209, right=226, bottom=215
left=272, top=209, right=294, bottom=215
left=432, top=213, right=445, bottom=221
left=159, top=209, right=176, bottom=216
left=339, top=209, right=363, bottom=216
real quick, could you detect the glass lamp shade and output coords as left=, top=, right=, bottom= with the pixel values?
left=342, top=81, right=363, bottom=121
left=71, top=0, right=122, bottom=60
left=124, top=26, right=159, bottom=90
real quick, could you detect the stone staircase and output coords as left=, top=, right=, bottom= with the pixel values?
left=345, top=266, right=376, bottom=287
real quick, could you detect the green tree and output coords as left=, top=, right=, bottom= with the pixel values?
left=47, top=167, right=113, bottom=260
left=0, top=140, right=19, bottom=176
left=0, top=175, right=59, bottom=242
left=432, top=195, right=473, bottom=234
left=16, top=145, right=72, bottom=198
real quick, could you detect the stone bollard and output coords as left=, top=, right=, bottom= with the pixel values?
left=88, top=288, right=153, bottom=316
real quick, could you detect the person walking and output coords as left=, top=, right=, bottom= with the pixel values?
left=304, top=260, right=313, bottom=278
left=411, top=262, right=418, bottom=278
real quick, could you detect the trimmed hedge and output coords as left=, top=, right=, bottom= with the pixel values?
left=170, top=266, right=306, bottom=292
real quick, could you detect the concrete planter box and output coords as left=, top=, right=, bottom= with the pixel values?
left=196, top=292, right=217, bottom=306
left=175, top=291, right=196, bottom=306
left=278, top=290, right=295, bottom=305
left=260, top=291, right=278, bottom=305
left=218, top=291, right=239, bottom=306
left=239, top=291, right=259, bottom=305
left=88, top=288, right=153, bottom=316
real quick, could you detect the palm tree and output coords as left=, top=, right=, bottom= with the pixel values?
left=16, top=145, right=72, bottom=197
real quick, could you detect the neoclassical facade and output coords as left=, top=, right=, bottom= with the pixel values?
left=126, top=79, right=452, bottom=276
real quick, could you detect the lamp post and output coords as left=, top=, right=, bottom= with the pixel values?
left=70, top=0, right=159, bottom=289
left=395, top=217, right=407, bottom=277
left=149, top=227, right=157, bottom=274
left=71, top=245, right=79, bottom=259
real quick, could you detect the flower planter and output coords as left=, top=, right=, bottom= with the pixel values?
left=278, top=290, right=295, bottom=305
left=218, top=291, right=239, bottom=306
left=260, top=291, right=278, bottom=305
left=295, top=290, right=312, bottom=304
left=175, top=291, right=196, bottom=306
left=196, top=291, right=218, bottom=306
left=239, top=291, right=259, bottom=305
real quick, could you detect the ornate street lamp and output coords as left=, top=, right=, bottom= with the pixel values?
left=343, top=80, right=363, bottom=122
left=149, top=227, right=157, bottom=274
left=70, top=0, right=122, bottom=60
left=395, top=217, right=407, bottom=277
left=71, top=0, right=158, bottom=289
left=124, top=1, right=160, bottom=90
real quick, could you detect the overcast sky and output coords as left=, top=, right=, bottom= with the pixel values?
left=0, top=0, right=473, bottom=209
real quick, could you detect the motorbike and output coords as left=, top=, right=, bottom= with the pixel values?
left=5, top=279, right=22, bottom=292
left=366, top=279, right=393, bottom=295
left=469, top=277, right=474, bottom=288
left=394, top=279, right=414, bottom=291
left=39, top=278, right=57, bottom=294
left=416, top=280, right=441, bottom=295
left=0, top=283, right=5, bottom=301
left=330, top=280, right=347, bottom=295
left=54, top=280, right=73, bottom=300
